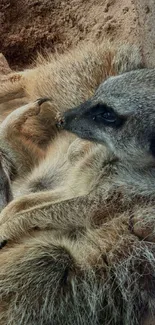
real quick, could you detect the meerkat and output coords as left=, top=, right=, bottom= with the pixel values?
left=0, top=39, right=155, bottom=325
left=0, top=41, right=143, bottom=207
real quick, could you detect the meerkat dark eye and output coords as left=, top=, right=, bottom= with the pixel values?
left=90, top=103, right=125, bottom=127
left=95, top=111, right=117, bottom=123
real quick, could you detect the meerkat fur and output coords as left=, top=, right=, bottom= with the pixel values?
left=0, top=41, right=155, bottom=325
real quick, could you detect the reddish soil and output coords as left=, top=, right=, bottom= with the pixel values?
left=1, top=0, right=155, bottom=69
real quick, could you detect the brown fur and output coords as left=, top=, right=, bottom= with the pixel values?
left=0, top=41, right=154, bottom=325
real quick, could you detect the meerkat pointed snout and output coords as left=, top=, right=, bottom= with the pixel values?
left=59, top=68, right=155, bottom=168
left=59, top=99, right=126, bottom=143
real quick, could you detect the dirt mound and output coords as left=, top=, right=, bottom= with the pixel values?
left=1, top=0, right=154, bottom=69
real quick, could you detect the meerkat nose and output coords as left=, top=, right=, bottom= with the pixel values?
left=55, top=112, right=65, bottom=129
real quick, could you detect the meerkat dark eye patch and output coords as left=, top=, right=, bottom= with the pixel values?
left=85, top=103, right=126, bottom=128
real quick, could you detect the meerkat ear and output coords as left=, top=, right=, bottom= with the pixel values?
left=149, top=134, right=155, bottom=157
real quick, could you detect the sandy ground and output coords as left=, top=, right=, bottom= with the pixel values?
left=0, top=0, right=155, bottom=69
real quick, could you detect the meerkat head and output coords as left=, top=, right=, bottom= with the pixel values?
left=57, top=68, right=155, bottom=168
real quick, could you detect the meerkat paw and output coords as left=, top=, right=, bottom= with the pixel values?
left=0, top=98, right=48, bottom=132
left=8, top=97, right=58, bottom=145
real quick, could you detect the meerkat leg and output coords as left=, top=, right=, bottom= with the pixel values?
left=0, top=137, right=92, bottom=217
left=0, top=188, right=75, bottom=222
left=0, top=98, right=58, bottom=205
left=0, top=97, right=76, bottom=214
left=0, top=71, right=26, bottom=104
left=0, top=194, right=98, bottom=242
left=1, top=196, right=155, bottom=247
